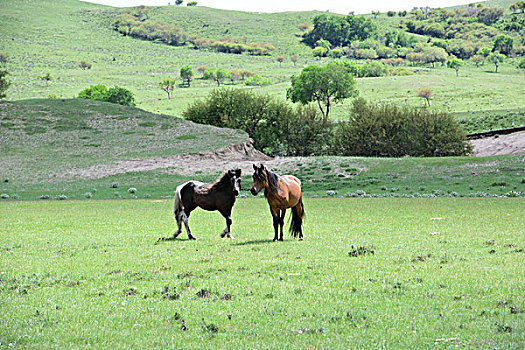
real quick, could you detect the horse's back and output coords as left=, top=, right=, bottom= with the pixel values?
left=281, top=175, right=302, bottom=208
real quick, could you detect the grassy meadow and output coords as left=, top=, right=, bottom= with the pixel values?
left=1, top=0, right=524, bottom=347
left=0, top=198, right=523, bottom=348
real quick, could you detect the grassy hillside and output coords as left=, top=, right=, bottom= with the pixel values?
left=0, top=98, right=247, bottom=197
left=1, top=0, right=524, bottom=122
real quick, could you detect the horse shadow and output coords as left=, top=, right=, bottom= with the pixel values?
left=232, top=239, right=275, bottom=246
left=154, top=236, right=186, bottom=244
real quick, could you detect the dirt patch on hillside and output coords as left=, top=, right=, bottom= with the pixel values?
left=470, top=131, right=525, bottom=157
left=65, top=132, right=524, bottom=179
left=65, top=139, right=273, bottom=179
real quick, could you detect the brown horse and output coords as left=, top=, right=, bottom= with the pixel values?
left=173, top=169, right=241, bottom=240
left=250, top=164, right=304, bottom=241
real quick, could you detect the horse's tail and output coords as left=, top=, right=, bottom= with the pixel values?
left=290, top=198, right=305, bottom=239
left=173, top=185, right=184, bottom=220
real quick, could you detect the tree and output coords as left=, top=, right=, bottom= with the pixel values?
left=287, top=61, right=358, bottom=119
left=276, top=56, right=285, bottom=67
left=417, top=87, right=432, bottom=107
left=159, top=78, right=176, bottom=99
left=470, top=55, right=485, bottom=67
left=187, top=1, right=197, bottom=6
left=0, top=69, right=10, bottom=100
left=239, top=69, right=254, bottom=81
left=422, top=46, right=448, bottom=68
left=180, top=65, right=194, bottom=87
left=290, top=56, right=298, bottom=67
left=493, top=34, right=514, bottom=56
left=206, top=68, right=229, bottom=86
left=175, top=0, right=183, bottom=4
left=477, top=47, right=491, bottom=57
left=302, top=14, right=377, bottom=48
left=476, top=7, right=504, bottom=25
left=446, top=58, right=463, bottom=77
left=487, top=51, right=505, bottom=73
left=197, top=65, right=208, bottom=78
left=510, top=1, right=525, bottom=13
left=229, top=70, right=240, bottom=84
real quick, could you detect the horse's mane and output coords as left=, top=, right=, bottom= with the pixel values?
left=265, top=168, right=279, bottom=194
left=211, top=171, right=232, bottom=190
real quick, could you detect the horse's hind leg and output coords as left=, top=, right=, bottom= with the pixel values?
left=279, top=210, right=286, bottom=241
left=181, top=210, right=196, bottom=240
left=173, top=211, right=183, bottom=238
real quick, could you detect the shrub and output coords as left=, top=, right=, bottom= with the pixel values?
left=183, top=89, right=331, bottom=156
left=78, top=60, right=92, bottom=70
left=0, top=69, right=10, bottom=99
left=312, top=47, right=329, bottom=57
left=77, top=85, right=135, bottom=106
left=332, top=99, right=472, bottom=157
left=105, top=86, right=135, bottom=106
left=244, top=74, right=271, bottom=86
left=517, top=57, right=525, bottom=70
left=359, top=61, right=389, bottom=77
left=77, top=84, right=108, bottom=101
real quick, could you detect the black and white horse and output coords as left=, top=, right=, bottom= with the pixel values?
left=173, top=169, right=242, bottom=240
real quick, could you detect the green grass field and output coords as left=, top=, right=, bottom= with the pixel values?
left=1, top=0, right=524, bottom=348
left=0, top=198, right=523, bottom=348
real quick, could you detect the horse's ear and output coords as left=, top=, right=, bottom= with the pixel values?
left=253, top=164, right=258, bottom=171
left=260, top=164, right=265, bottom=170
left=235, top=169, right=242, bottom=176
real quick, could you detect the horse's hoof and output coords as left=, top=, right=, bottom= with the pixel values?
left=273, top=238, right=278, bottom=242
left=299, top=237, right=304, bottom=241
left=188, top=236, right=197, bottom=240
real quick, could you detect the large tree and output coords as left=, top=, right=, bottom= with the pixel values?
left=492, top=34, right=514, bottom=56
left=287, top=61, right=358, bottom=119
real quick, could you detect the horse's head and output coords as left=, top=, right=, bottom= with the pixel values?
left=228, top=169, right=242, bottom=196
left=250, top=164, right=267, bottom=196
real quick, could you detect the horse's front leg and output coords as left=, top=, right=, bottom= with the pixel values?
left=219, top=209, right=233, bottom=239
left=279, top=209, right=286, bottom=241
left=271, top=209, right=280, bottom=242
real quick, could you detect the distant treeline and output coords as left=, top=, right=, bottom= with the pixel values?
left=302, top=6, right=524, bottom=60
left=112, top=13, right=275, bottom=56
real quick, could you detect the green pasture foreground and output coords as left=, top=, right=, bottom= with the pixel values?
left=0, top=198, right=523, bottom=348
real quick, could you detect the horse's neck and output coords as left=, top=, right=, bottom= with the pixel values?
left=212, top=179, right=232, bottom=192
